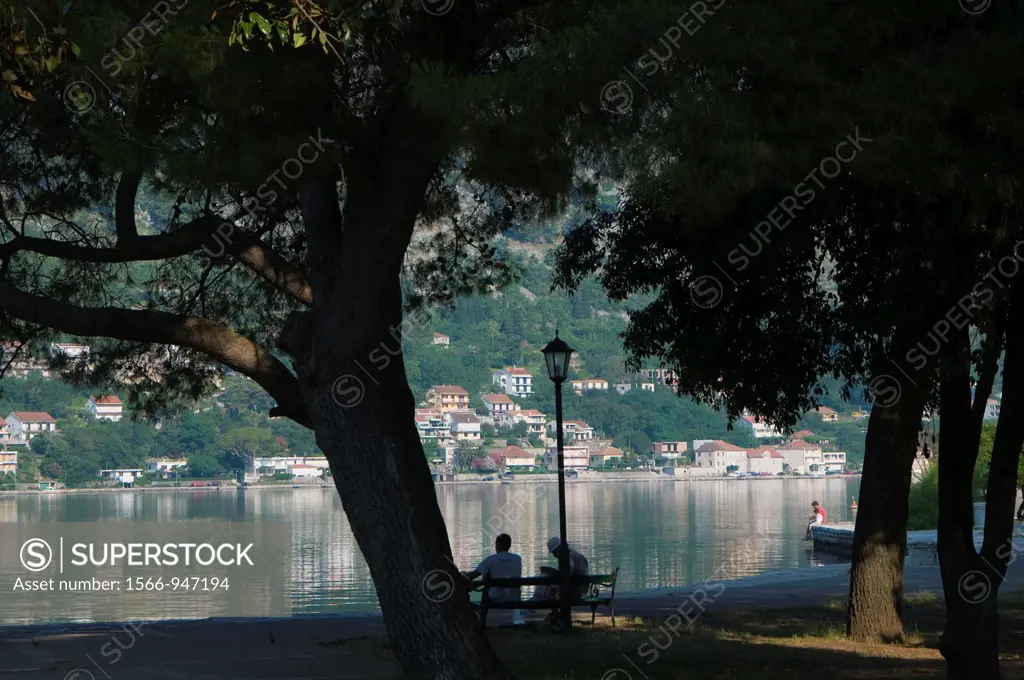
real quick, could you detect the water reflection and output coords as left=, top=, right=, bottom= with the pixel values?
left=0, top=478, right=862, bottom=624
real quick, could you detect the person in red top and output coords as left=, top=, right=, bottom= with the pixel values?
left=805, top=501, right=825, bottom=540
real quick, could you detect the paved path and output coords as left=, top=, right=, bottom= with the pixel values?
left=3, top=563, right=1022, bottom=679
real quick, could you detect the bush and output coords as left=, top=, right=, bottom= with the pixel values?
left=907, top=461, right=939, bottom=530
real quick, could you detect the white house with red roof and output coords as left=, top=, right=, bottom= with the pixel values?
left=492, top=366, right=533, bottom=396
left=5, top=412, right=57, bottom=443
left=553, top=419, right=594, bottom=442
left=814, top=406, right=840, bottom=423
left=488, top=445, right=537, bottom=469
left=432, top=332, right=450, bottom=347
left=736, top=411, right=785, bottom=438
left=544, top=444, right=590, bottom=470
left=481, top=393, right=516, bottom=418
left=776, top=439, right=824, bottom=474
left=694, top=440, right=747, bottom=471
left=496, top=409, right=547, bottom=435
left=49, top=342, right=90, bottom=359
left=746, top=447, right=784, bottom=475
left=86, top=395, right=124, bottom=422
left=450, top=412, right=482, bottom=441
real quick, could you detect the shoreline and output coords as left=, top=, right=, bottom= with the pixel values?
left=0, top=474, right=861, bottom=495
left=1, top=560, right=1016, bottom=636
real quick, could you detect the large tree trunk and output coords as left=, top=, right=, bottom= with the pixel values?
left=846, top=376, right=927, bottom=642
left=938, top=287, right=1024, bottom=680
left=293, top=94, right=517, bottom=677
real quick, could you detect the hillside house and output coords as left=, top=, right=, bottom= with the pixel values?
left=425, top=385, right=470, bottom=411
left=432, top=332, right=450, bottom=347
left=737, top=412, right=785, bottom=438
left=86, top=395, right=123, bottom=421
left=414, top=409, right=451, bottom=440
left=640, top=368, right=676, bottom=385
left=557, top=419, right=595, bottom=442
left=815, top=406, right=840, bottom=423
left=985, top=399, right=1001, bottom=420
left=5, top=412, right=57, bottom=443
left=0, top=450, right=17, bottom=476
left=613, top=383, right=631, bottom=395
left=481, top=393, right=516, bottom=418
left=450, top=412, right=482, bottom=441
left=497, top=409, right=547, bottom=435
left=492, top=367, right=534, bottom=396
left=640, top=382, right=656, bottom=392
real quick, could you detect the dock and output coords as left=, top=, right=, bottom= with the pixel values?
left=810, top=521, right=1024, bottom=552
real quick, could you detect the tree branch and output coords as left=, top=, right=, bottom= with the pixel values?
left=115, top=171, right=143, bottom=244
left=0, top=280, right=308, bottom=425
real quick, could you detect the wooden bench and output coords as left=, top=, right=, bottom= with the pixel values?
left=474, top=568, right=619, bottom=627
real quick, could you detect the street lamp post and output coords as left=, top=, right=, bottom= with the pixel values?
left=541, top=330, right=574, bottom=630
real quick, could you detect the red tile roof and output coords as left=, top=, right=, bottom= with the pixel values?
left=695, top=440, right=745, bottom=452
left=430, top=385, right=468, bottom=395
left=746, top=448, right=783, bottom=459
left=9, top=411, right=56, bottom=423
left=92, top=395, right=122, bottom=405
left=482, top=394, right=514, bottom=403
left=504, top=367, right=532, bottom=376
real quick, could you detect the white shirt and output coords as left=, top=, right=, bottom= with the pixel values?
left=476, top=551, right=523, bottom=602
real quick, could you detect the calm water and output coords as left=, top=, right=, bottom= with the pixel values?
left=0, top=478, right=860, bottom=626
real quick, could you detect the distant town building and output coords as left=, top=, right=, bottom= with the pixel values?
left=821, top=451, right=847, bottom=473
left=255, top=456, right=330, bottom=474
left=49, top=343, right=90, bottom=359
left=450, top=412, right=482, bottom=441
left=815, top=406, right=840, bottom=423
left=99, top=468, right=143, bottom=486
left=425, top=385, right=470, bottom=411
left=497, top=409, right=547, bottom=435
left=776, top=439, right=823, bottom=474
left=590, top=445, right=624, bottom=467
left=0, top=449, right=17, bottom=476
left=544, top=445, right=590, bottom=470
left=492, top=367, right=534, bottom=396
left=488, top=445, right=537, bottom=470
left=640, top=368, right=676, bottom=385
left=432, top=332, right=450, bottom=347
left=613, top=383, right=631, bottom=395
left=746, top=447, right=784, bottom=475
left=556, top=419, right=595, bottom=442
left=792, top=430, right=816, bottom=440
left=86, top=395, right=123, bottom=421
left=652, top=441, right=688, bottom=464
left=694, top=440, right=747, bottom=471
left=985, top=399, right=1001, bottom=421
left=288, top=464, right=323, bottom=478
left=4, top=412, right=57, bottom=443
left=145, top=460, right=188, bottom=478
left=640, top=382, right=656, bottom=392
left=570, top=378, right=609, bottom=394
left=414, top=409, right=451, bottom=440
left=737, top=411, right=785, bottom=438
left=481, top=393, right=516, bottom=418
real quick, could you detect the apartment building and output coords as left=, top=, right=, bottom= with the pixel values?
left=492, top=367, right=534, bottom=396
left=425, top=385, right=470, bottom=411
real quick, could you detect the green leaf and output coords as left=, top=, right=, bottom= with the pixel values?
left=70, top=42, right=81, bottom=57
left=250, top=12, right=272, bottom=36
left=43, top=55, right=59, bottom=72
left=293, top=32, right=307, bottom=48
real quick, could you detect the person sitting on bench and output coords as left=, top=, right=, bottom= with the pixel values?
left=530, top=536, right=589, bottom=602
left=463, top=533, right=522, bottom=604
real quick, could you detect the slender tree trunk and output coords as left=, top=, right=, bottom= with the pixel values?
left=938, top=286, right=1024, bottom=680
left=294, top=94, right=517, bottom=677
left=846, top=377, right=927, bottom=642
left=936, top=325, right=998, bottom=679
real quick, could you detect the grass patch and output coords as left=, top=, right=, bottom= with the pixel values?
left=904, top=591, right=940, bottom=606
